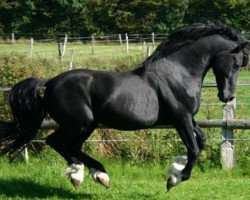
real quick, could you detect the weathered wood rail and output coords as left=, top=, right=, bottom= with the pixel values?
left=41, top=119, right=250, bottom=130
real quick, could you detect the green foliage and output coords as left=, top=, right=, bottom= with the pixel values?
left=0, top=53, right=59, bottom=120
left=0, top=0, right=249, bottom=36
left=185, top=0, right=250, bottom=33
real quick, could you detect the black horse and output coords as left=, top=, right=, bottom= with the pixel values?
left=0, top=20, right=249, bottom=191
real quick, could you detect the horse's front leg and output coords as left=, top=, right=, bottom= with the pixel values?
left=167, top=117, right=200, bottom=191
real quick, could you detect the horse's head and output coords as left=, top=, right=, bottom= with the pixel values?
left=211, top=42, right=249, bottom=103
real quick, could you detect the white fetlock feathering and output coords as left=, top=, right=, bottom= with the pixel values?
left=90, top=168, right=110, bottom=188
left=64, top=163, right=84, bottom=189
left=166, top=155, right=188, bottom=191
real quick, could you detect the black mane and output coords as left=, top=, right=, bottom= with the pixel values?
left=141, top=19, right=249, bottom=67
left=158, top=19, right=245, bottom=54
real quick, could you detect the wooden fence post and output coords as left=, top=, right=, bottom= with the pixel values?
left=91, top=34, right=95, bottom=55
left=143, top=41, right=146, bottom=57
left=24, top=146, right=29, bottom=162
left=147, top=46, right=151, bottom=57
left=11, top=33, right=15, bottom=44
left=125, top=33, right=129, bottom=53
left=220, top=98, right=236, bottom=169
left=29, top=38, right=34, bottom=59
left=61, top=34, right=68, bottom=57
left=19, top=146, right=29, bottom=163
left=58, top=42, right=63, bottom=62
left=118, top=34, right=122, bottom=45
left=152, top=32, right=155, bottom=47
left=69, top=49, right=74, bottom=70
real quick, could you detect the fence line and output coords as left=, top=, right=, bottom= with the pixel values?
left=1, top=82, right=250, bottom=92
left=40, top=119, right=250, bottom=130
left=30, top=138, right=250, bottom=144
left=1, top=33, right=168, bottom=43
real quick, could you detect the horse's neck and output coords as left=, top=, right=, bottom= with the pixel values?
left=138, top=46, right=210, bottom=85
left=135, top=35, right=235, bottom=87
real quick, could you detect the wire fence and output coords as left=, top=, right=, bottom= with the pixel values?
left=0, top=33, right=167, bottom=43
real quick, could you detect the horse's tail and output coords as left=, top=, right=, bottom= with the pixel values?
left=0, top=78, right=47, bottom=156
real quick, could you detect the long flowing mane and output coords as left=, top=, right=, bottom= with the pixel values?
left=142, top=19, right=249, bottom=67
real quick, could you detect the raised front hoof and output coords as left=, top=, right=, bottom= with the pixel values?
left=90, top=169, right=110, bottom=188
left=64, top=164, right=84, bottom=189
left=166, top=155, right=188, bottom=191
left=166, top=174, right=182, bottom=192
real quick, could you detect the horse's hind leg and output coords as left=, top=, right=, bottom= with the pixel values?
left=46, top=125, right=110, bottom=188
left=46, top=127, right=85, bottom=188
left=73, top=127, right=110, bottom=188
left=192, top=119, right=206, bottom=151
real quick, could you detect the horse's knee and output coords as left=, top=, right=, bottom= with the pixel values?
left=194, top=127, right=206, bottom=151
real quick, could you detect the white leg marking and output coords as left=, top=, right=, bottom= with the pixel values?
left=64, top=163, right=84, bottom=189
left=167, top=155, right=188, bottom=191
left=90, top=168, right=110, bottom=188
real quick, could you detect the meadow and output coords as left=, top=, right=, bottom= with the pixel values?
left=0, top=41, right=249, bottom=199
left=0, top=148, right=249, bottom=200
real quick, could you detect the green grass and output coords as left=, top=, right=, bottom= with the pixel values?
left=0, top=148, right=249, bottom=200
left=0, top=42, right=146, bottom=72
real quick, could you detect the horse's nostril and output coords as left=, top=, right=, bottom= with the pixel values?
left=228, top=96, right=235, bottom=101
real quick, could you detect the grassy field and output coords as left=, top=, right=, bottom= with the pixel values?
left=0, top=148, right=249, bottom=200
left=0, top=42, right=144, bottom=72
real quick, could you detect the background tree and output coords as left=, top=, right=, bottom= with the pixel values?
left=0, top=0, right=249, bottom=37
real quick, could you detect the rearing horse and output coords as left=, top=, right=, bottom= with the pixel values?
left=0, top=20, right=249, bottom=191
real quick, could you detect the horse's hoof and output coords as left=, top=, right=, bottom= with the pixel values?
left=90, top=169, right=110, bottom=188
left=71, top=178, right=82, bottom=189
left=96, top=172, right=110, bottom=188
left=64, top=163, right=84, bottom=189
left=166, top=155, right=187, bottom=191
left=166, top=174, right=182, bottom=191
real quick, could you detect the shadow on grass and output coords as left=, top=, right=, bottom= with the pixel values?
left=0, top=178, right=93, bottom=199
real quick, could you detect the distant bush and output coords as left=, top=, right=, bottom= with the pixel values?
left=0, top=53, right=60, bottom=120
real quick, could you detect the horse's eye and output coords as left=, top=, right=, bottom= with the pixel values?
left=232, top=65, right=240, bottom=71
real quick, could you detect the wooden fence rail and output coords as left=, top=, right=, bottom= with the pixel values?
left=40, top=119, right=250, bottom=130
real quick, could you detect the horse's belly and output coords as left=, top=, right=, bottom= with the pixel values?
left=99, top=94, right=159, bottom=130
left=100, top=111, right=158, bottom=130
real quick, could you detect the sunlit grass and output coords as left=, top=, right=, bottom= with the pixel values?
left=0, top=148, right=249, bottom=200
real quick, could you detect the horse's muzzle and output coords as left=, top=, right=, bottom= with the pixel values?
left=218, top=93, right=235, bottom=103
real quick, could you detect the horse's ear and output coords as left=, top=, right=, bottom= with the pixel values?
left=231, top=41, right=249, bottom=54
